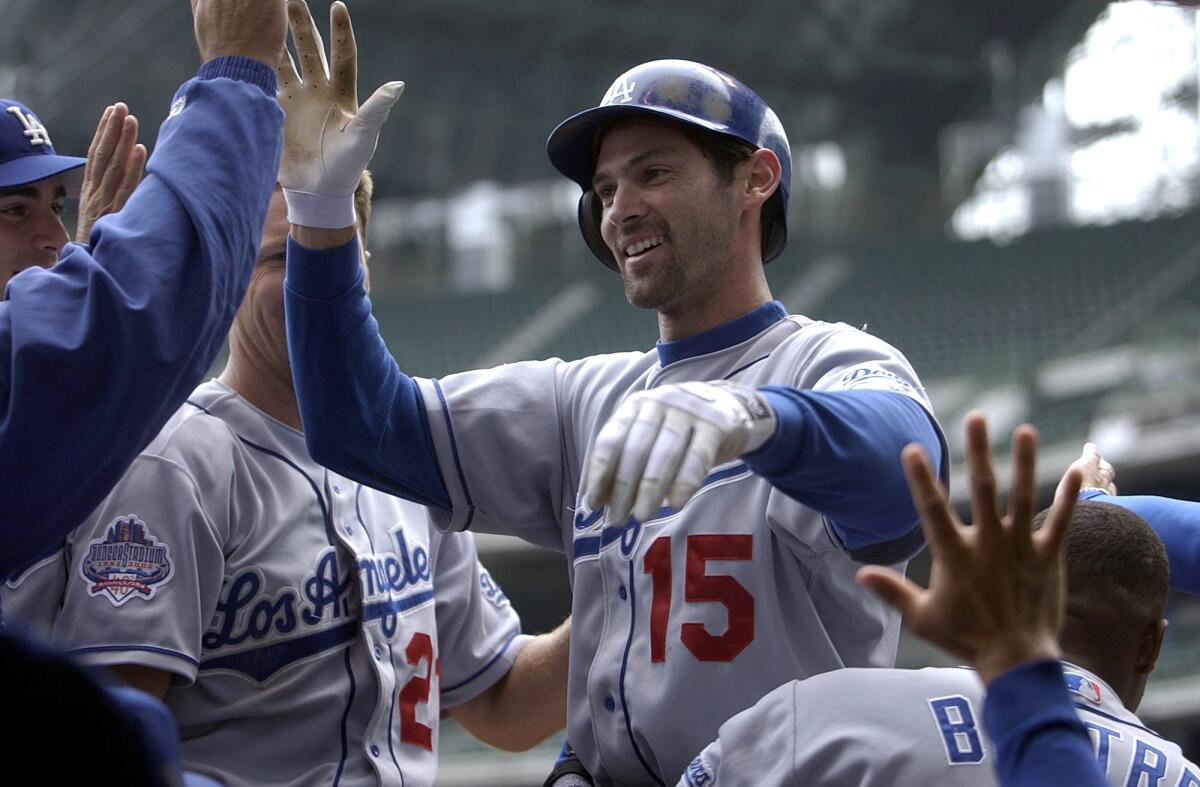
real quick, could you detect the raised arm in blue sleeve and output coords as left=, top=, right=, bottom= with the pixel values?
left=984, top=659, right=1107, bottom=787
left=284, top=235, right=450, bottom=511
left=1080, top=491, right=1200, bottom=595
left=744, top=387, right=946, bottom=563
left=0, top=57, right=283, bottom=580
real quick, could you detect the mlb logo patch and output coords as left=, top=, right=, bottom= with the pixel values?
left=1064, top=671, right=1103, bottom=705
left=80, top=516, right=173, bottom=606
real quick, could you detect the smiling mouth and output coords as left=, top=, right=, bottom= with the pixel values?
left=623, top=235, right=666, bottom=261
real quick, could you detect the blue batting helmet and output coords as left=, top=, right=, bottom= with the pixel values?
left=546, top=59, right=791, bottom=271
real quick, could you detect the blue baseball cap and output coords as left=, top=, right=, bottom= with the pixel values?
left=0, top=99, right=85, bottom=194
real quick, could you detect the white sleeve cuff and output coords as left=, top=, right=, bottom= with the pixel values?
left=283, top=189, right=356, bottom=230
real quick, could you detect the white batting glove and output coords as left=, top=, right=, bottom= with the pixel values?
left=277, top=0, right=404, bottom=228
left=585, top=381, right=778, bottom=525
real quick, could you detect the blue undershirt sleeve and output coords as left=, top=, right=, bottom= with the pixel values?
left=984, top=660, right=1107, bottom=787
left=743, top=387, right=945, bottom=563
left=284, top=236, right=450, bottom=511
left=1080, top=491, right=1200, bottom=595
left=0, top=57, right=282, bottom=581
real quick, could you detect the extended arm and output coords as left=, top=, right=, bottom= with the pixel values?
left=1080, top=492, right=1200, bottom=595
left=285, top=236, right=449, bottom=509
left=749, top=387, right=944, bottom=561
left=449, top=618, right=570, bottom=751
left=279, top=0, right=447, bottom=509
left=585, top=380, right=943, bottom=563
left=1070, top=443, right=1200, bottom=594
left=0, top=58, right=282, bottom=579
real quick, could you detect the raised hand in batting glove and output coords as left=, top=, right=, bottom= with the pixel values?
left=585, top=381, right=777, bottom=525
left=277, top=0, right=403, bottom=228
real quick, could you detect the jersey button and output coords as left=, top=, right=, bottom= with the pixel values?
left=373, top=646, right=383, bottom=660
left=604, top=695, right=616, bottom=712
left=333, top=484, right=342, bottom=494
left=344, top=523, right=353, bottom=535
left=617, top=585, right=627, bottom=600
left=369, top=744, right=380, bottom=757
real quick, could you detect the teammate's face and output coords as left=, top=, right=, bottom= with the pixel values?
left=0, top=175, right=70, bottom=297
left=592, top=120, right=739, bottom=313
left=232, top=189, right=370, bottom=372
left=241, top=188, right=292, bottom=359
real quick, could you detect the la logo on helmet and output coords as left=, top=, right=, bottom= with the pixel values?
left=602, top=78, right=637, bottom=106
left=6, top=106, right=52, bottom=147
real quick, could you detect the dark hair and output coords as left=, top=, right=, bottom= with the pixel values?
left=596, top=116, right=782, bottom=256
left=675, top=123, right=756, bottom=184
left=1035, top=501, right=1170, bottom=619
left=676, top=123, right=782, bottom=255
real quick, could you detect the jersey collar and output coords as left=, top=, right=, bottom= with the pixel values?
left=656, top=300, right=787, bottom=367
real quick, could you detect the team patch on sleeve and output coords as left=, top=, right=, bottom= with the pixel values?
left=839, top=363, right=916, bottom=394
left=479, top=571, right=510, bottom=608
left=683, top=754, right=715, bottom=786
left=79, top=516, right=174, bottom=606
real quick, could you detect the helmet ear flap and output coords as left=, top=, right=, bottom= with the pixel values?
left=578, top=191, right=619, bottom=272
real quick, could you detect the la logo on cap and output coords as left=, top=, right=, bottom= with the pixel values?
left=6, top=105, right=52, bottom=147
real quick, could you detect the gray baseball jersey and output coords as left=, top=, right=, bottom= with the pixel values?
left=1, top=548, right=65, bottom=637
left=54, top=380, right=526, bottom=787
left=678, top=664, right=1200, bottom=787
left=414, top=312, right=940, bottom=785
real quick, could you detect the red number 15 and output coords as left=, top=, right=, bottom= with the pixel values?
left=643, top=534, right=754, bottom=663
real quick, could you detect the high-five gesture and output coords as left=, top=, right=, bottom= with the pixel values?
left=75, top=103, right=146, bottom=243
left=1074, top=441, right=1117, bottom=495
left=191, top=0, right=287, bottom=67
left=856, top=413, right=1083, bottom=685
left=278, top=0, right=403, bottom=229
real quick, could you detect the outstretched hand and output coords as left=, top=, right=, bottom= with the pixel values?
left=856, top=412, right=1083, bottom=685
left=1074, top=442, right=1117, bottom=495
left=277, top=0, right=403, bottom=228
left=75, top=103, right=146, bottom=243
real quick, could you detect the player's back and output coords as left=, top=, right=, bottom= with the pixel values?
left=679, top=665, right=1199, bottom=787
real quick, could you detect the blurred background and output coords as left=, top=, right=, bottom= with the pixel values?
left=6, top=0, right=1199, bottom=781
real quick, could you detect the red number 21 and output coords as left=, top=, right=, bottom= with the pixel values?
left=643, top=534, right=754, bottom=663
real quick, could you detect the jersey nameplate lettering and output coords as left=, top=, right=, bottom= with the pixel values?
left=928, top=695, right=986, bottom=765
left=202, top=526, right=436, bottom=678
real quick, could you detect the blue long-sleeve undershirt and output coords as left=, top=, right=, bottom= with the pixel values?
left=984, top=659, right=1108, bottom=787
left=287, top=241, right=942, bottom=563
left=0, top=58, right=282, bottom=580
left=1080, top=491, right=1200, bottom=595
left=751, top=387, right=945, bottom=563
left=285, top=236, right=451, bottom=511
